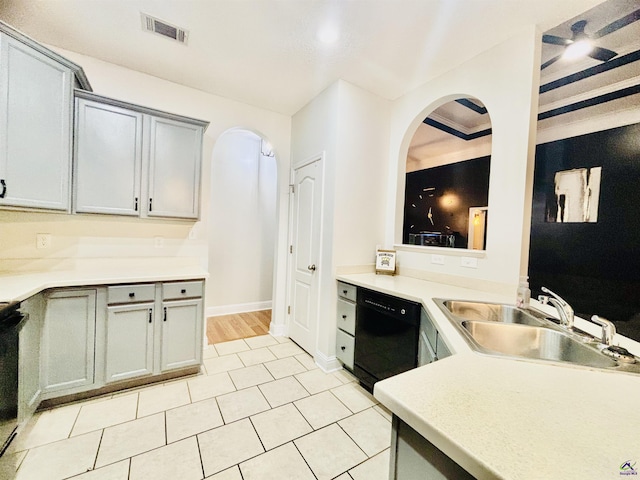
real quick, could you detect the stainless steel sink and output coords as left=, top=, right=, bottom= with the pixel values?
left=440, top=300, right=547, bottom=326
left=461, top=320, right=618, bottom=368
left=433, top=298, right=640, bottom=372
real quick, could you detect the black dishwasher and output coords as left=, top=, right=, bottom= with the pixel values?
left=354, top=288, right=420, bottom=391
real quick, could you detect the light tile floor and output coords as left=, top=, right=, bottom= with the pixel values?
left=7, top=335, right=392, bottom=480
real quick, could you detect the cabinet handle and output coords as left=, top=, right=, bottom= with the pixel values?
left=163, top=307, right=167, bottom=322
left=343, top=290, right=348, bottom=295
left=149, top=198, right=153, bottom=211
left=0, top=179, right=6, bottom=198
left=129, top=292, right=135, bottom=298
left=341, top=346, right=346, bottom=351
left=134, top=197, right=138, bottom=211
left=148, top=308, right=153, bottom=323
left=181, top=289, right=186, bottom=294
left=342, top=315, right=347, bottom=319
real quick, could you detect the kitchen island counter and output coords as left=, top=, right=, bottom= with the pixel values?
left=375, top=352, right=640, bottom=480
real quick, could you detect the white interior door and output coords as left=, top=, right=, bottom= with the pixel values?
left=288, top=157, right=323, bottom=355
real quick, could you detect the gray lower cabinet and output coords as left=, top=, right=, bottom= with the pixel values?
left=0, top=32, right=73, bottom=211
left=105, top=303, right=155, bottom=383
left=73, top=90, right=208, bottom=220
left=161, top=299, right=203, bottom=371
left=104, top=280, right=204, bottom=381
left=40, top=289, right=97, bottom=397
left=33, top=279, right=203, bottom=401
left=336, top=282, right=356, bottom=370
left=18, top=295, right=44, bottom=423
left=418, top=308, right=452, bottom=366
left=390, top=416, right=474, bottom=480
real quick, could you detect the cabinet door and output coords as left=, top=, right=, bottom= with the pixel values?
left=18, top=295, right=44, bottom=423
left=161, top=299, right=203, bottom=372
left=146, top=116, right=202, bottom=219
left=418, top=330, right=436, bottom=366
left=0, top=34, right=72, bottom=211
left=74, top=98, right=143, bottom=215
left=105, top=304, right=154, bottom=383
left=41, top=290, right=96, bottom=395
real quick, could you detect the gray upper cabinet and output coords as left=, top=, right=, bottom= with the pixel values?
left=74, top=98, right=143, bottom=215
left=147, top=116, right=203, bottom=219
left=0, top=21, right=90, bottom=212
left=73, top=90, right=208, bottom=220
left=0, top=34, right=72, bottom=211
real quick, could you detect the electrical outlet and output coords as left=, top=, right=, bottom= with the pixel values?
left=154, top=236, right=164, bottom=248
left=431, top=254, right=445, bottom=265
left=36, top=234, right=51, bottom=249
left=461, top=257, right=478, bottom=268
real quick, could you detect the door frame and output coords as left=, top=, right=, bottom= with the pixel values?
left=284, top=152, right=326, bottom=358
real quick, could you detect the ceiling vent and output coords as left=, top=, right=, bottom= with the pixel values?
left=141, top=13, right=188, bottom=45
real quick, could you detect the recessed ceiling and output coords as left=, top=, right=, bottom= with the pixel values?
left=408, top=0, right=640, bottom=166
left=0, top=0, right=604, bottom=115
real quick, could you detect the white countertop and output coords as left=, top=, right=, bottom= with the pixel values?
left=0, top=263, right=208, bottom=302
left=336, top=272, right=640, bottom=480
left=375, top=353, right=640, bottom=480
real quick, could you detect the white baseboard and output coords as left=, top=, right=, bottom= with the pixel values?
left=314, top=350, right=342, bottom=373
left=269, top=322, right=287, bottom=337
left=206, top=300, right=272, bottom=317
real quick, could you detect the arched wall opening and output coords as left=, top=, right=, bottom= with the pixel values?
left=401, top=95, right=493, bottom=251
left=207, top=128, right=279, bottom=322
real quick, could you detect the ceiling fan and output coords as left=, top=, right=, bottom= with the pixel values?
left=542, top=20, right=617, bottom=69
left=541, top=9, right=640, bottom=70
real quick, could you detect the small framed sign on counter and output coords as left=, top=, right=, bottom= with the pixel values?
left=375, top=249, right=396, bottom=275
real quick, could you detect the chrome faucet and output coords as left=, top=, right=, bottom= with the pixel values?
left=591, top=315, right=616, bottom=346
left=539, top=287, right=574, bottom=329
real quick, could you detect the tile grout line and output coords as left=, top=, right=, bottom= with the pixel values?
left=194, top=433, right=206, bottom=480
left=91, top=428, right=105, bottom=473
left=291, top=437, right=319, bottom=480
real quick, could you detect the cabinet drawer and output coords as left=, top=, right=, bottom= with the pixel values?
left=336, top=329, right=355, bottom=370
left=337, top=282, right=357, bottom=302
left=337, top=298, right=356, bottom=335
left=107, top=284, right=156, bottom=305
left=163, top=281, right=203, bottom=300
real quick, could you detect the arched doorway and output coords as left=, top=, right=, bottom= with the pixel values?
left=207, top=129, right=278, bottom=342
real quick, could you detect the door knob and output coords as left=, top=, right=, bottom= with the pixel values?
left=307, top=264, right=316, bottom=271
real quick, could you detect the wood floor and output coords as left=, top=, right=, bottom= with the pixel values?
left=206, top=309, right=272, bottom=344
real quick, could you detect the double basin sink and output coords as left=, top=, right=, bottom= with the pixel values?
left=435, top=299, right=638, bottom=371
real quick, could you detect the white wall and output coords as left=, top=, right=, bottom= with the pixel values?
left=0, top=47, right=292, bottom=321
left=290, top=80, right=391, bottom=365
left=386, top=26, right=543, bottom=296
left=208, top=130, right=277, bottom=313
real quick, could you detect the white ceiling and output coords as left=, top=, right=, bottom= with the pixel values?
left=407, top=0, right=640, bottom=169
left=0, top=0, right=604, bottom=115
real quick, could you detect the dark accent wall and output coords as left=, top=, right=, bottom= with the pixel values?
left=529, top=122, right=640, bottom=341
left=403, top=156, right=490, bottom=248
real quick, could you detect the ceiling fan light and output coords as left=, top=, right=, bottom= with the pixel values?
left=563, top=39, right=593, bottom=60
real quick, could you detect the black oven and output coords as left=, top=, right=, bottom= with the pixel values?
left=354, top=288, right=420, bottom=391
left=0, top=302, right=24, bottom=458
